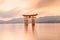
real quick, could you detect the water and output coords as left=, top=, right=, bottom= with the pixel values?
left=0, top=23, right=60, bottom=40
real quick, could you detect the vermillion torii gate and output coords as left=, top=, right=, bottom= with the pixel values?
left=23, top=14, right=38, bottom=32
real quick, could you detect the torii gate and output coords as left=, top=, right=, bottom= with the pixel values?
left=23, top=14, right=38, bottom=32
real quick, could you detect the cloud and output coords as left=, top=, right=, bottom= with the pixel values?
left=0, top=12, right=15, bottom=18
left=0, top=7, right=21, bottom=18
left=36, top=0, right=56, bottom=8
left=0, top=0, right=5, bottom=5
left=0, top=0, right=60, bottom=21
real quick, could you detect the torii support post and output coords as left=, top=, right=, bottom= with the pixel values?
left=31, top=16, right=35, bottom=32
left=24, top=16, right=28, bottom=32
left=23, top=14, right=38, bottom=32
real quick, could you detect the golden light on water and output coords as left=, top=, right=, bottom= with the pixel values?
left=0, top=24, right=60, bottom=40
left=0, top=24, right=36, bottom=40
left=0, top=0, right=60, bottom=40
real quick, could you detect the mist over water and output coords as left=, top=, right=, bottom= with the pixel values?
left=0, top=23, right=60, bottom=40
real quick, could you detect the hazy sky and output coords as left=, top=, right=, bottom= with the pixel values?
left=0, top=0, right=60, bottom=20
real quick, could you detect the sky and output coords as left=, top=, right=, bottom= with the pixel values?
left=0, top=0, right=60, bottom=20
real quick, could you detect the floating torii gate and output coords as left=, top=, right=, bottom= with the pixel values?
left=23, top=14, right=38, bottom=32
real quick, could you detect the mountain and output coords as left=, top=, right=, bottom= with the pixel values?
left=6, top=18, right=24, bottom=23
left=6, top=18, right=32, bottom=23
left=36, top=16, right=60, bottom=23
left=0, top=16, right=60, bottom=23
left=0, top=20, right=6, bottom=24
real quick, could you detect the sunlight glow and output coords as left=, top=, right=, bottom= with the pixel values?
left=0, top=0, right=60, bottom=20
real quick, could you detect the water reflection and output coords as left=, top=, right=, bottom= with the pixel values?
left=0, top=23, right=60, bottom=40
left=24, top=23, right=35, bottom=33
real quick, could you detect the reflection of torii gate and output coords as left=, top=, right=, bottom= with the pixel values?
left=23, top=14, right=38, bottom=32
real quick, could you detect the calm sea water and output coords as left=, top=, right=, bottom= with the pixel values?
left=0, top=23, right=60, bottom=40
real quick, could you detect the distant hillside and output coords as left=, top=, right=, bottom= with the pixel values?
left=6, top=18, right=24, bottom=23
left=0, top=16, right=60, bottom=23
left=36, top=16, right=60, bottom=23
left=0, top=20, right=6, bottom=24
